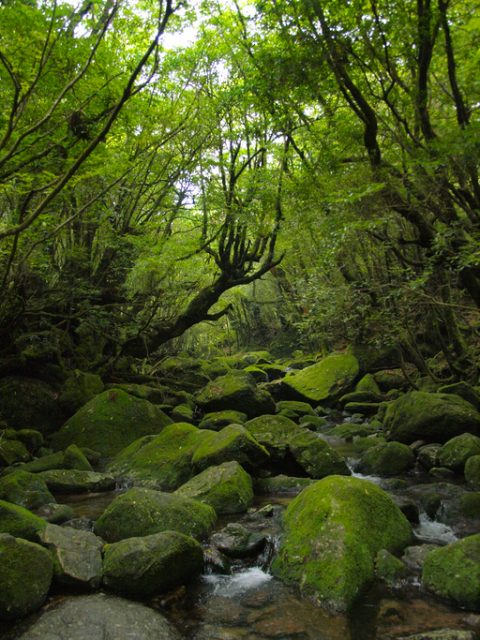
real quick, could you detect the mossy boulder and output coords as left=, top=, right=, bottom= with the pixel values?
left=340, top=391, right=383, bottom=406
left=422, top=534, right=480, bottom=609
left=94, top=487, right=216, bottom=542
left=438, top=381, right=480, bottom=411
left=63, top=444, right=93, bottom=471
left=357, top=442, right=415, bottom=476
left=385, top=392, right=480, bottom=444
left=373, top=369, right=410, bottom=391
left=170, top=403, right=194, bottom=423
left=244, top=365, right=268, bottom=383
left=282, top=353, right=359, bottom=404
left=50, top=389, right=173, bottom=457
left=211, top=522, right=267, bottom=558
left=0, top=471, right=54, bottom=509
left=0, top=534, right=53, bottom=620
left=37, top=470, right=115, bottom=493
left=196, top=372, right=275, bottom=418
left=276, top=400, right=315, bottom=419
left=465, top=455, right=480, bottom=488
left=437, top=433, right=480, bottom=473
left=0, top=500, right=46, bottom=540
left=13, top=429, right=44, bottom=453
left=374, top=549, right=407, bottom=584
left=254, top=474, right=316, bottom=495
left=103, top=530, right=203, bottom=597
left=355, top=373, right=381, bottom=395
left=5, top=451, right=65, bottom=474
left=175, top=461, right=253, bottom=514
left=59, top=370, right=104, bottom=415
left=417, top=444, right=441, bottom=471
left=0, top=439, right=30, bottom=466
left=0, top=377, right=65, bottom=433
left=299, top=415, right=329, bottom=431
left=272, top=475, right=412, bottom=611
left=198, top=410, right=247, bottom=430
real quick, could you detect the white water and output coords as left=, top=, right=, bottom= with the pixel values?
left=415, top=512, right=457, bottom=544
left=346, top=459, right=384, bottom=486
left=203, top=567, right=272, bottom=598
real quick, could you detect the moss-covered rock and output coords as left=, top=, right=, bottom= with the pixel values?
left=385, top=392, right=480, bottom=444
left=340, top=391, right=383, bottom=406
left=282, top=353, right=359, bottom=404
left=465, top=455, right=480, bottom=488
left=13, top=429, right=44, bottom=453
left=37, top=470, right=115, bottom=493
left=94, top=487, right=216, bottom=542
left=63, top=444, right=93, bottom=471
left=357, top=442, right=415, bottom=476
left=299, top=415, right=329, bottom=431
left=244, top=365, right=269, bottom=383
left=211, top=522, right=267, bottom=558
left=103, top=530, right=203, bottom=597
left=438, top=381, right=480, bottom=411
left=59, top=370, right=104, bottom=415
left=198, top=410, right=247, bottom=430
left=272, top=475, right=412, bottom=611
left=254, top=474, right=316, bottom=495
left=276, top=400, right=315, bottom=419
left=170, top=403, right=194, bottom=423
left=373, top=369, right=410, bottom=391
left=0, top=533, right=53, bottom=620
left=50, top=389, right=173, bottom=457
left=0, top=377, right=65, bottom=433
left=422, top=534, right=480, bottom=609
left=374, top=549, right=407, bottom=584
left=35, top=502, right=75, bottom=525
left=0, top=500, right=46, bottom=540
left=175, top=461, right=253, bottom=514
left=0, top=471, right=54, bottom=509
left=344, top=401, right=381, bottom=417
left=0, top=439, right=30, bottom=466
left=196, top=372, right=275, bottom=418
left=417, top=443, right=441, bottom=471
left=437, top=433, right=480, bottom=473
left=4, top=452, right=64, bottom=475
left=355, top=374, right=381, bottom=395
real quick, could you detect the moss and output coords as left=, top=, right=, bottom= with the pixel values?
left=437, top=433, right=480, bottom=473
left=465, top=455, right=480, bottom=488
left=375, top=549, right=407, bottom=584
left=14, top=430, right=44, bottom=453
left=272, top=475, right=412, bottom=611
left=199, top=410, right=248, bottom=430
left=244, top=365, right=269, bottom=383
left=192, top=424, right=269, bottom=472
left=103, top=530, right=203, bottom=597
left=63, top=444, right=93, bottom=471
left=175, top=461, right=253, bottom=514
left=0, top=471, right=54, bottom=509
left=170, top=403, right=194, bottom=423
left=254, top=474, right=316, bottom=495
left=0, top=440, right=30, bottom=466
left=50, top=389, right=173, bottom=457
left=288, top=431, right=350, bottom=478
left=94, top=487, right=216, bottom=542
left=344, top=402, right=381, bottom=417
left=422, top=534, right=480, bottom=609
left=0, top=534, right=53, bottom=620
left=299, top=415, right=329, bottom=431
left=276, top=401, right=315, bottom=418
left=282, top=353, right=359, bottom=404
left=37, top=469, right=115, bottom=493
left=0, top=500, right=46, bottom=540
left=355, top=374, right=381, bottom=395
left=196, top=372, right=275, bottom=418
left=358, top=442, right=415, bottom=476
left=5, top=451, right=65, bottom=474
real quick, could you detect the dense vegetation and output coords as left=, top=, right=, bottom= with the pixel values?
left=1, top=0, right=479, bottom=380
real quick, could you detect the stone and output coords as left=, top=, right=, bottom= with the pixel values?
left=103, top=530, right=203, bottom=597
left=13, top=429, right=44, bottom=453
left=437, top=433, right=480, bottom=473
left=59, top=370, right=104, bottom=415
left=14, top=593, right=181, bottom=639
left=282, top=353, right=359, bottom=404
left=0, top=439, right=30, bottom=466
left=422, top=534, right=480, bottom=609
left=198, top=410, right=248, bottom=430
left=170, top=403, right=194, bottom=423
left=417, top=443, right=441, bottom=470
left=0, top=534, right=53, bottom=620
left=397, top=631, right=477, bottom=640
left=374, top=369, right=410, bottom=391
left=7, top=451, right=65, bottom=474
left=375, top=549, right=407, bottom=584
left=38, top=469, right=116, bottom=493
left=63, top=444, right=93, bottom=471
left=272, top=475, right=412, bottom=612
left=344, top=401, right=381, bottom=417
left=385, top=392, right=480, bottom=444
left=0, top=376, right=65, bottom=433
left=50, top=388, right=173, bottom=457
left=276, top=400, right=315, bottom=419
left=0, top=470, right=54, bottom=511
left=244, top=365, right=268, bottom=383
left=299, top=415, right=329, bottom=431
left=465, top=455, right=480, bottom=488
left=196, top=372, right=275, bottom=418
left=402, top=544, right=439, bottom=573
left=35, top=503, right=75, bottom=524
left=438, top=381, right=480, bottom=411
left=175, top=461, right=253, bottom=514
left=254, top=474, right=316, bottom=495
left=211, top=523, right=267, bottom=558
left=357, top=442, right=415, bottom=476
left=94, top=487, right=216, bottom=542
left=355, top=373, right=382, bottom=395
left=39, top=523, right=103, bottom=589
left=0, top=500, right=46, bottom=540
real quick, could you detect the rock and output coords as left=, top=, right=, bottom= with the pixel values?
left=288, top=429, right=350, bottom=478
left=196, top=372, right=275, bottom=418
left=204, top=545, right=231, bottom=574
left=38, top=469, right=116, bottom=493
left=170, top=403, right=194, bottom=423
left=13, top=429, right=44, bottom=453
left=59, top=370, right=104, bottom=415
left=272, top=475, right=412, bottom=611
left=8, top=451, right=65, bottom=474
left=0, top=534, right=53, bottom=620
left=299, top=415, right=329, bottom=431
left=417, top=443, right=441, bottom=470
left=375, top=549, right=407, bottom=584
left=0, top=500, right=46, bottom=540
left=397, top=631, right=477, bottom=640
left=244, top=365, right=268, bottom=383
left=198, top=410, right=247, bottom=430
left=282, top=353, right=359, bottom=404
left=437, top=433, right=480, bottom=473
left=0, top=439, right=30, bottom=466
left=34, top=503, right=75, bottom=524
left=385, top=392, right=480, bottom=444
left=254, top=474, right=316, bottom=495
left=103, top=530, right=203, bottom=597
left=14, top=593, right=181, bottom=639
left=0, top=471, right=54, bottom=509
left=260, top=363, right=288, bottom=380
left=39, top=523, right=103, bottom=588
left=340, top=390, right=383, bottom=406
left=429, top=466, right=455, bottom=479
left=276, top=400, right=315, bottom=419
left=211, top=523, right=267, bottom=558
left=355, top=373, right=382, bottom=395
left=50, top=389, right=173, bottom=457
left=357, top=442, right=415, bottom=476
left=0, top=376, right=65, bottom=433
left=402, top=544, right=439, bottom=573
left=392, top=496, right=420, bottom=523
left=438, top=381, right=480, bottom=411
left=175, top=461, right=253, bottom=514
left=192, top=424, right=270, bottom=473
left=422, top=534, right=480, bottom=609
left=373, top=369, right=410, bottom=391
left=344, top=401, right=381, bottom=417
left=465, top=455, right=480, bottom=488
left=94, top=487, right=216, bottom=542
left=63, top=444, right=93, bottom=471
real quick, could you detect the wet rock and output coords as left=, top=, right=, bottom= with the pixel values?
left=196, top=372, right=275, bottom=418
left=375, top=549, right=407, bottom=584
left=465, top=455, right=480, bottom=488
left=402, top=544, right=439, bottom=572
left=204, top=545, right=231, bottom=574
left=392, top=496, right=419, bottom=524
left=0, top=500, right=46, bottom=540
left=34, top=502, right=75, bottom=524
left=211, top=523, right=267, bottom=558
left=437, top=433, right=480, bottom=473
left=14, top=593, right=181, bottom=639
left=39, top=523, right=103, bottom=589
left=417, top=444, right=441, bottom=471
left=103, top=530, right=203, bottom=597
left=0, top=533, right=53, bottom=620
left=37, top=469, right=116, bottom=493
left=357, top=441, right=415, bottom=476
left=0, top=470, right=54, bottom=509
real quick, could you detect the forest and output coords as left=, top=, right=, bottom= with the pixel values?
left=1, top=1, right=480, bottom=639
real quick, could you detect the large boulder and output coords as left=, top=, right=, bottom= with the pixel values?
left=281, top=353, right=359, bottom=404
left=14, top=593, right=180, bottom=640
left=0, top=377, right=65, bottom=433
left=272, top=475, right=412, bottom=611
left=437, top=433, right=480, bottom=473
left=103, top=530, right=203, bottom=597
left=196, top=372, right=275, bottom=418
left=0, top=500, right=46, bottom=541
left=357, top=442, right=415, bottom=476
left=0, top=471, right=54, bottom=509
left=245, top=414, right=349, bottom=478
left=0, top=533, right=53, bottom=620
left=175, top=461, right=253, bottom=514
left=39, top=524, right=103, bottom=589
left=37, top=469, right=115, bottom=493
left=191, top=424, right=269, bottom=472
left=49, top=389, right=173, bottom=457
left=422, top=534, right=480, bottom=609
left=385, top=392, right=480, bottom=444
left=94, top=487, right=216, bottom=542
